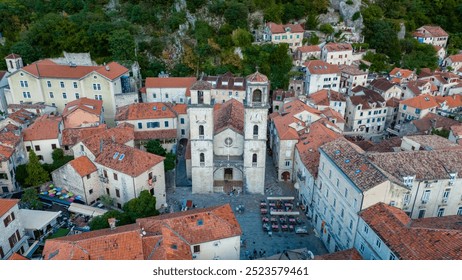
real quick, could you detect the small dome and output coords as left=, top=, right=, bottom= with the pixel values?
left=246, top=71, right=268, bottom=83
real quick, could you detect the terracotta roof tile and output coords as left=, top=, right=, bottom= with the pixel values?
left=69, top=156, right=97, bottom=177
left=115, top=102, right=176, bottom=121
left=0, top=71, right=7, bottom=80
left=403, top=135, right=462, bottom=151
left=339, top=64, right=367, bottom=76
left=95, top=143, right=164, bottom=177
left=367, top=148, right=462, bottom=181
left=7, top=109, right=35, bottom=124
left=21, top=60, right=127, bottom=80
left=61, top=125, right=107, bottom=147
left=365, top=137, right=402, bottom=153
left=0, top=198, right=19, bottom=217
left=8, top=253, right=28, bottom=260
left=190, top=80, right=213, bottom=90
left=213, top=99, right=244, bottom=135
left=272, top=89, right=295, bottom=101
left=0, top=145, right=15, bottom=160
left=296, top=122, right=341, bottom=177
left=204, top=72, right=247, bottom=91
left=171, top=104, right=187, bottom=115
left=435, top=95, right=462, bottom=108
left=349, top=87, right=386, bottom=109
left=266, top=22, right=304, bottom=34
left=145, top=77, right=196, bottom=88
left=5, top=53, right=21, bottom=59
left=23, top=115, right=61, bottom=141
left=43, top=204, right=241, bottom=260
left=448, top=54, right=462, bottom=63
left=246, top=71, right=269, bottom=83
left=400, top=94, right=439, bottom=110
left=81, top=123, right=135, bottom=156
left=297, top=45, right=321, bottom=53
left=315, top=248, right=363, bottom=260
left=320, top=138, right=389, bottom=191
left=309, top=89, right=345, bottom=106
left=412, top=113, right=460, bottom=132
left=62, top=98, right=103, bottom=118
left=359, top=203, right=462, bottom=260
left=304, top=60, right=340, bottom=75
left=320, top=107, right=345, bottom=123
left=390, top=68, right=414, bottom=78
left=386, top=97, right=400, bottom=108
left=370, top=78, right=396, bottom=92
left=451, top=125, right=462, bottom=137
left=323, top=42, right=353, bottom=52
left=134, top=129, right=177, bottom=140
left=416, top=25, right=449, bottom=37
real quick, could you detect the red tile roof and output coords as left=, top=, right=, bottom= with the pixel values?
left=21, top=60, right=128, bottom=80
left=0, top=131, right=21, bottom=148
left=320, top=107, right=345, bottom=123
left=61, top=125, right=107, bottom=147
left=435, top=95, right=462, bottom=109
left=0, top=145, right=15, bottom=161
left=448, top=54, right=462, bottom=63
left=0, top=199, right=19, bottom=217
left=246, top=71, right=269, bottom=83
left=115, top=102, right=176, bottom=121
left=266, top=22, right=304, bottom=34
left=23, top=115, right=62, bottom=141
left=296, top=121, right=341, bottom=177
left=415, top=25, right=449, bottom=38
left=43, top=204, right=241, bottom=260
left=94, top=143, right=164, bottom=177
left=171, top=104, right=187, bottom=115
left=304, top=60, right=339, bottom=75
left=204, top=72, right=246, bottom=91
left=134, top=129, right=177, bottom=141
left=359, top=203, right=462, bottom=260
left=69, top=156, right=97, bottom=177
left=370, top=78, right=397, bottom=92
left=400, top=94, right=438, bottom=110
left=314, top=248, right=363, bottom=260
left=81, top=123, right=135, bottom=156
left=5, top=53, right=21, bottom=59
left=390, top=67, right=414, bottom=79
left=0, top=71, right=6, bottom=80
left=309, top=89, right=345, bottom=106
left=297, top=45, right=321, bottom=53
left=323, top=42, right=352, bottom=52
left=8, top=253, right=28, bottom=260
left=412, top=112, right=460, bottom=132
left=349, top=87, right=386, bottom=109
left=386, top=97, right=400, bottom=108
left=190, top=80, right=213, bottom=90
left=451, top=125, right=462, bottom=137
left=7, top=109, right=35, bottom=125
left=62, top=98, right=103, bottom=118
left=145, top=77, right=196, bottom=88
left=214, top=99, right=244, bottom=135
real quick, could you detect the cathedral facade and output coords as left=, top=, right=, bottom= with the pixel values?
left=187, top=71, right=270, bottom=194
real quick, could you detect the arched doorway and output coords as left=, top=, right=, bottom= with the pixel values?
left=281, top=171, right=290, bottom=181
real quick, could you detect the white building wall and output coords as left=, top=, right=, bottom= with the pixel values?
left=305, top=73, right=340, bottom=94
left=213, top=129, right=244, bottom=156
left=192, top=236, right=240, bottom=260
left=0, top=203, right=29, bottom=259
left=146, top=87, right=187, bottom=103
left=24, top=139, right=60, bottom=164
left=354, top=218, right=396, bottom=260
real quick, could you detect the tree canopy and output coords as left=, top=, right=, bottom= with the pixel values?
left=25, top=150, right=49, bottom=187
left=145, top=140, right=175, bottom=171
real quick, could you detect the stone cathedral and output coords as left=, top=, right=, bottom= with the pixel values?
left=187, top=71, right=270, bottom=194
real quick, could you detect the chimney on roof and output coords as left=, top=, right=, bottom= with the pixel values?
left=108, top=218, right=116, bottom=230
left=100, top=139, right=103, bottom=153
left=105, top=65, right=110, bottom=71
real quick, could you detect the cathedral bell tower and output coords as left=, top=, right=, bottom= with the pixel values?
left=243, top=71, right=270, bottom=194
left=188, top=80, right=215, bottom=193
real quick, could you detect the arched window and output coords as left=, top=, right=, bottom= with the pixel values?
left=252, top=89, right=262, bottom=103
left=200, top=153, right=205, bottom=166
left=199, top=125, right=204, bottom=138
left=253, top=125, right=258, bottom=138
left=252, top=153, right=257, bottom=167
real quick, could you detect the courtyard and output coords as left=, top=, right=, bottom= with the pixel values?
left=168, top=153, right=328, bottom=260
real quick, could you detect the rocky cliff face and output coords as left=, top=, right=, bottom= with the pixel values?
left=330, top=0, right=364, bottom=32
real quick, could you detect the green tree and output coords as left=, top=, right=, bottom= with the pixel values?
left=89, top=210, right=131, bottom=231
left=99, top=195, right=115, bottom=208
left=232, top=28, right=253, bottom=48
left=108, top=29, right=136, bottom=61
left=319, top=23, right=334, bottom=35
left=401, top=38, right=438, bottom=71
left=123, top=190, right=159, bottom=222
left=145, top=140, right=167, bottom=156
left=21, top=188, right=42, bottom=210
left=263, top=1, right=284, bottom=23
left=15, top=164, right=28, bottom=187
left=305, top=13, right=320, bottom=30
left=363, top=20, right=401, bottom=63
left=224, top=1, right=248, bottom=29
left=10, top=41, right=41, bottom=65
left=25, top=150, right=49, bottom=187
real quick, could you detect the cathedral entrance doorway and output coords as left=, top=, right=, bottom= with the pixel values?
left=281, top=171, right=290, bottom=181
left=224, top=168, right=233, bottom=180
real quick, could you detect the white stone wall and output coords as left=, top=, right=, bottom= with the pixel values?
left=0, top=203, right=28, bottom=259
left=192, top=236, right=240, bottom=260
left=146, top=87, right=188, bottom=103
left=213, top=129, right=244, bottom=156
left=177, top=113, right=189, bottom=140
left=305, top=73, right=340, bottom=94
left=24, top=139, right=61, bottom=164
left=212, top=89, right=246, bottom=104
left=354, top=218, right=395, bottom=260
left=345, top=99, right=388, bottom=133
